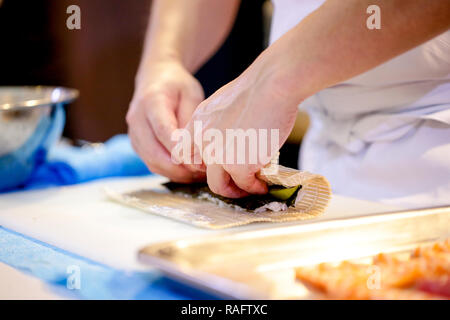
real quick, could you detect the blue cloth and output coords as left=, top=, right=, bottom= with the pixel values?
left=13, top=134, right=149, bottom=191
left=0, top=227, right=216, bottom=299
left=0, top=100, right=149, bottom=192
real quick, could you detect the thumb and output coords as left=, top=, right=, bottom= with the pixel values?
left=177, top=87, right=204, bottom=129
left=146, top=96, right=179, bottom=155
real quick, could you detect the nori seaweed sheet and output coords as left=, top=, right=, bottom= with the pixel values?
left=163, top=182, right=301, bottom=211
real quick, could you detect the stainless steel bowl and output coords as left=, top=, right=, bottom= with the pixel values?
left=0, top=86, right=78, bottom=190
left=0, top=86, right=78, bottom=156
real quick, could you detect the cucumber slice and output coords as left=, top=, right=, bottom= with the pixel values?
left=269, top=185, right=300, bottom=200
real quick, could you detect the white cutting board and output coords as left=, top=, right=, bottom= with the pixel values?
left=0, top=175, right=399, bottom=271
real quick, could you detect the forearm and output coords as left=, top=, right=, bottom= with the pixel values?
left=137, top=0, right=240, bottom=81
left=256, top=0, right=450, bottom=103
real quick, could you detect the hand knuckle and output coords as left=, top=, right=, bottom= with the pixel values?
left=154, top=121, right=170, bottom=136
left=125, top=110, right=136, bottom=125
left=188, top=85, right=204, bottom=102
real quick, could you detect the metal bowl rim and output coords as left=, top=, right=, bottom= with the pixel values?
left=0, top=86, right=79, bottom=111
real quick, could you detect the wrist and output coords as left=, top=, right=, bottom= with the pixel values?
left=249, top=48, right=311, bottom=111
left=254, top=27, right=327, bottom=106
left=135, top=49, right=183, bottom=84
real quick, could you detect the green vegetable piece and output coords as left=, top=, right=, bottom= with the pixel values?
left=268, top=185, right=300, bottom=200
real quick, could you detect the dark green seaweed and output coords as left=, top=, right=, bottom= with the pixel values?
left=163, top=182, right=301, bottom=211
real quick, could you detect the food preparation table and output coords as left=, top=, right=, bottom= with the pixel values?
left=0, top=175, right=400, bottom=299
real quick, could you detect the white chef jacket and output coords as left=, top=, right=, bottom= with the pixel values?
left=270, top=0, right=450, bottom=208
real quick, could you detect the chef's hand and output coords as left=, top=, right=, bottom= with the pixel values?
left=182, top=63, right=300, bottom=198
left=178, top=0, right=450, bottom=197
left=127, top=60, right=206, bottom=183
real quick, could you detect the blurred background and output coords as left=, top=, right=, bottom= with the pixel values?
left=0, top=0, right=305, bottom=168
